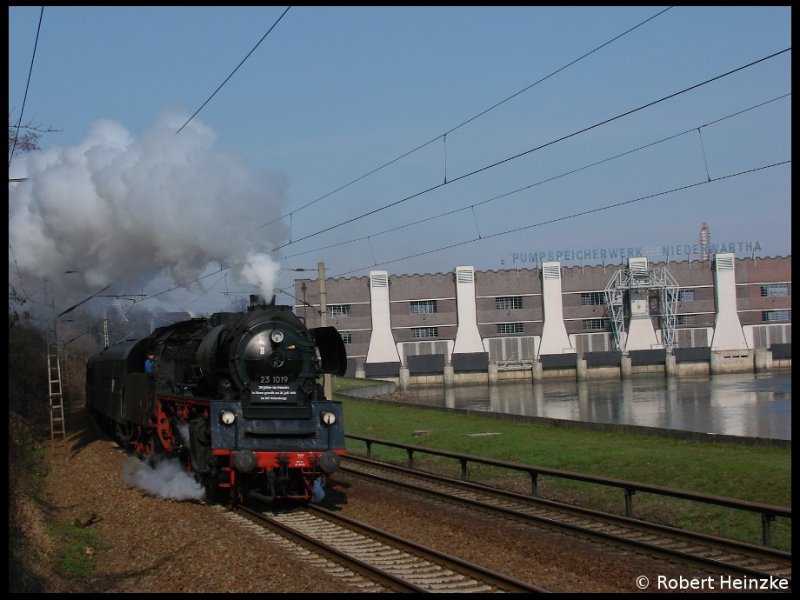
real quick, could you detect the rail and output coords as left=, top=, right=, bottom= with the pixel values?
left=345, top=433, right=791, bottom=548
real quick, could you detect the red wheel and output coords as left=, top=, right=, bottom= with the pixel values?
left=144, top=432, right=160, bottom=467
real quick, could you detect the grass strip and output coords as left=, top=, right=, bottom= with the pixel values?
left=332, top=377, right=791, bottom=549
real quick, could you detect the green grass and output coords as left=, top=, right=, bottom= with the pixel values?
left=26, top=445, right=49, bottom=496
left=13, top=436, right=99, bottom=582
left=332, top=376, right=389, bottom=391
left=333, top=380, right=792, bottom=550
left=52, top=522, right=100, bottom=579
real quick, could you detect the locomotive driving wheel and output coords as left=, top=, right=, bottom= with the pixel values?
left=144, top=432, right=160, bottom=467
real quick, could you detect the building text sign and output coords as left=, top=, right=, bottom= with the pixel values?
left=507, top=241, right=763, bottom=266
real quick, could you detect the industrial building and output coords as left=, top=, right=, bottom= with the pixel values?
left=294, top=253, right=791, bottom=382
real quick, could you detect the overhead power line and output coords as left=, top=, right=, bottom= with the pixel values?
left=119, top=50, right=790, bottom=312
left=282, top=93, right=791, bottom=262
left=255, top=6, right=674, bottom=231
left=271, top=47, right=791, bottom=252
left=57, top=284, right=112, bottom=318
left=9, top=6, right=44, bottom=167
left=331, top=160, right=790, bottom=278
left=176, top=6, right=291, bottom=135
left=86, top=36, right=788, bottom=313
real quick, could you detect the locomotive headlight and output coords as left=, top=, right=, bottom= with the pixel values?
left=320, top=410, right=337, bottom=427
left=270, top=330, right=284, bottom=344
left=219, top=409, right=237, bottom=426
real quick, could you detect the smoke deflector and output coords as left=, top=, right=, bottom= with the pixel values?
left=311, top=326, right=348, bottom=376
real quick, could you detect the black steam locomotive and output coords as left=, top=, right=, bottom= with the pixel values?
left=85, top=295, right=347, bottom=504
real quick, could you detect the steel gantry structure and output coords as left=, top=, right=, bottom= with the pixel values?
left=603, top=258, right=679, bottom=352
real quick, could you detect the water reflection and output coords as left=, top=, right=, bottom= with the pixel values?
left=404, top=372, right=791, bottom=440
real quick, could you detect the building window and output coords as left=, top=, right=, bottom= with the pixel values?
left=676, top=315, right=696, bottom=326
left=412, top=327, right=439, bottom=338
left=339, top=331, right=352, bottom=344
left=327, top=304, right=351, bottom=318
left=496, top=296, right=522, bottom=310
left=667, top=289, right=694, bottom=303
left=761, top=284, right=789, bottom=297
left=582, top=318, right=609, bottom=331
left=410, top=300, right=438, bottom=314
left=580, top=292, right=605, bottom=306
left=762, top=310, right=789, bottom=322
left=497, top=323, right=524, bottom=334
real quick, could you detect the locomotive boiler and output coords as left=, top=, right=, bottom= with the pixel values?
left=85, top=295, right=347, bottom=504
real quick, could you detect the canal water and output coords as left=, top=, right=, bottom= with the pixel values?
left=401, top=372, right=791, bottom=441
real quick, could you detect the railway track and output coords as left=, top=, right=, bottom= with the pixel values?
left=341, top=455, right=792, bottom=587
left=230, top=503, right=549, bottom=593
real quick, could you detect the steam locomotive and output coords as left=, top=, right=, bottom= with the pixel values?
left=85, top=295, right=347, bottom=504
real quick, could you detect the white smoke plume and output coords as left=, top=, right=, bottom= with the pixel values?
left=122, top=456, right=205, bottom=501
left=8, top=109, right=288, bottom=317
left=240, top=251, right=281, bottom=302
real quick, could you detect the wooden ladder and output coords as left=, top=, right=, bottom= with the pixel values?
left=47, top=329, right=68, bottom=462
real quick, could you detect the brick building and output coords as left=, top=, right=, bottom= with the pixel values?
left=295, top=254, right=791, bottom=378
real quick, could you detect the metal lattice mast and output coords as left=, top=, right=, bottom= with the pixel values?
left=604, top=269, right=626, bottom=352
left=658, top=269, right=679, bottom=351
left=604, top=262, right=679, bottom=352
left=102, top=308, right=109, bottom=348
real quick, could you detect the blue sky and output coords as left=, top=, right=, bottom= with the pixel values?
left=8, top=5, right=791, bottom=317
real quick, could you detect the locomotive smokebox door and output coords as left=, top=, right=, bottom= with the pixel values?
left=311, top=326, right=347, bottom=376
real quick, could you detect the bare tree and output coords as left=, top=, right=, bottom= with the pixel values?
left=8, top=116, right=60, bottom=162
left=8, top=124, right=40, bottom=153
left=8, top=117, right=59, bottom=315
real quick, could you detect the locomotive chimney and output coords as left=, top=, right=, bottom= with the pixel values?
left=249, top=294, right=266, bottom=309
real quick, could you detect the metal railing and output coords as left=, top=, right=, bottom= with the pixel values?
left=345, top=433, right=791, bottom=548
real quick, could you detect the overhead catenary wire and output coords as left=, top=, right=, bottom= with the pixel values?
left=176, top=6, right=291, bottom=135
left=9, top=6, right=44, bottom=168
left=184, top=270, right=229, bottom=308
left=697, top=128, right=712, bottom=182
left=281, top=93, right=790, bottom=262
left=331, top=159, right=790, bottom=278
left=255, top=6, right=674, bottom=231
left=9, top=244, right=34, bottom=305
left=111, top=67, right=790, bottom=312
left=40, top=18, right=790, bottom=314
left=155, top=108, right=791, bottom=309
left=271, top=47, right=791, bottom=253
left=140, top=266, right=229, bottom=301
left=57, top=284, right=112, bottom=318
left=110, top=266, right=321, bottom=319
left=274, top=285, right=322, bottom=314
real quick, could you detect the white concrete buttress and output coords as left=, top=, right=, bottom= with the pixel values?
left=710, top=253, right=748, bottom=350
left=538, top=262, right=572, bottom=355
left=365, top=270, right=401, bottom=363
left=453, top=266, right=484, bottom=353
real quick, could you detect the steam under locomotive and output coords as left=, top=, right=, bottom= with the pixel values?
left=85, top=295, right=347, bottom=504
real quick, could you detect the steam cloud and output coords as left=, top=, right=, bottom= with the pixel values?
left=122, top=456, right=205, bottom=501
left=8, top=109, right=288, bottom=315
